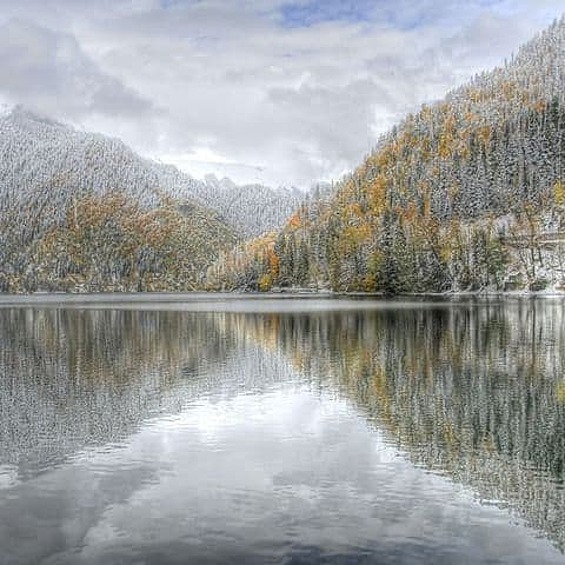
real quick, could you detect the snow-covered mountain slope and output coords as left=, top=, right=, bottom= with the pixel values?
left=0, top=106, right=304, bottom=239
left=0, top=108, right=238, bottom=292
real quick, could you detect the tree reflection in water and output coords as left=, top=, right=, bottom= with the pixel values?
left=233, top=299, right=565, bottom=553
left=0, top=298, right=564, bottom=552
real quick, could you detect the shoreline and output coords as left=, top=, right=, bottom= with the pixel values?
left=0, top=288, right=564, bottom=308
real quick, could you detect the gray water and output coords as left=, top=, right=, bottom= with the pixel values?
left=0, top=295, right=564, bottom=564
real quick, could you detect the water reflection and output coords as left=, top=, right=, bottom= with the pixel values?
left=0, top=309, right=229, bottom=477
left=0, top=298, right=564, bottom=563
left=236, top=300, right=565, bottom=552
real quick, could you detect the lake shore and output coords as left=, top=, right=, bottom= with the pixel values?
left=0, top=288, right=564, bottom=309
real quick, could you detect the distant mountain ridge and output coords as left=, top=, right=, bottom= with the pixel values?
left=150, top=166, right=303, bottom=240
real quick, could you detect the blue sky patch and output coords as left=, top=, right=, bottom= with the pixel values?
left=160, top=0, right=201, bottom=9
left=279, top=0, right=377, bottom=28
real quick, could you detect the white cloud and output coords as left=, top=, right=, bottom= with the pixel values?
left=0, top=18, right=154, bottom=122
left=0, top=0, right=562, bottom=187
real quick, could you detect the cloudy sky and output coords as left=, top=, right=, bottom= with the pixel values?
left=0, top=0, right=563, bottom=188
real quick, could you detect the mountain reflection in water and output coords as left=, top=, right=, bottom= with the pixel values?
left=0, top=297, right=564, bottom=564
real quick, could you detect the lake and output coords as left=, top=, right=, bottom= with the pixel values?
left=0, top=294, right=564, bottom=564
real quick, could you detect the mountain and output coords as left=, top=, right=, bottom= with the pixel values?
left=0, top=107, right=241, bottom=292
left=0, top=107, right=305, bottom=292
left=213, top=16, right=565, bottom=293
left=0, top=107, right=303, bottom=236
left=151, top=167, right=303, bottom=240
left=199, top=174, right=303, bottom=239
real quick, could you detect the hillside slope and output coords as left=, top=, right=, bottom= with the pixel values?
left=0, top=107, right=303, bottom=238
left=213, top=16, right=565, bottom=293
left=0, top=108, right=240, bottom=292
left=0, top=108, right=307, bottom=292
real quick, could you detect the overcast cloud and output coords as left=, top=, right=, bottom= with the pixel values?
left=0, top=0, right=563, bottom=188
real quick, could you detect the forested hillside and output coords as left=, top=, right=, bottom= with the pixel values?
left=0, top=108, right=240, bottom=292
left=212, top=16, right=565, bottom=293
left=0, top=108, right=301, bottom=292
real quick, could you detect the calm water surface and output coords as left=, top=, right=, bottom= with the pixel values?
left=0, top=295, right=564, bottom=564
